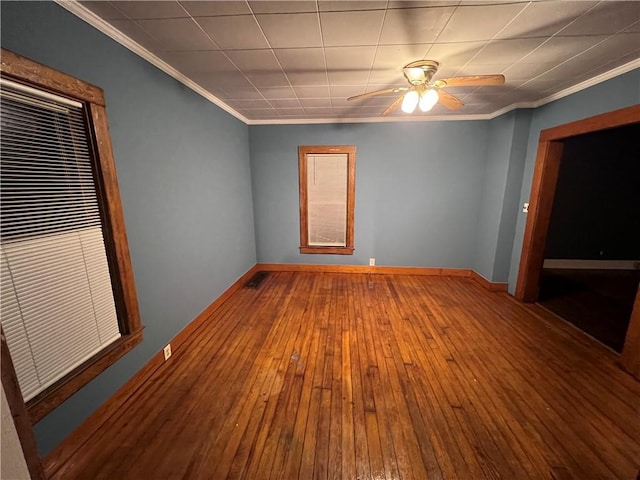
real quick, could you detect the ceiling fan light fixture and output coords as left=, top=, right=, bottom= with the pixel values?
left=405, top=67, right=426, bottom=85
left=419, top=89, right=439, bottom=112
left=401, top=90, right=419, bottom=113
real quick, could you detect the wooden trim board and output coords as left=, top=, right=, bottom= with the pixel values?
left=619, top=285, right=640, bottom=380
left=1, top=328, right=46, bottom=480
left=470, top=271, right=509, bottom=292
left=44, top=264, right=260, bottom=478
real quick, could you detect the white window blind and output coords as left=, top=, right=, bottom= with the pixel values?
left=306, top=153, right=348, bottom=247
left=0, top=79, right=120, bottom=401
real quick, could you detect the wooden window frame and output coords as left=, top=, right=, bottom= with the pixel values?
left=298, top=145, right=356, bottom=255
left=0, top=49, right=143, bottom=423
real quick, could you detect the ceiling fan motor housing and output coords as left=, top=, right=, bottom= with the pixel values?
left=403, top=60, right=440, bottom=85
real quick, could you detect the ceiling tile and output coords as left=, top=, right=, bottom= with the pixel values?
left=319, top=1, right=387, bottom=11
left=502, top=62, right=558, bottom=82
left=180, top=1, right=252, bottom=16
left=258, top=85, right=297, bottom=99
left=379, top=6, right=455, bottom=44
left=112, top=1, right=189, bottom=19
left=496, top=1, right=597, bottom=39
left=449, top=63, right=511, bottom=77
left=226, top=49, right=281, bottom=72
left=519, top=35, right=607, bottom=65
left=320, top=10, right=385, bottom=46
left=220, top=83, right=264, bottom=99
left=269, top=99, right=303, bottom=108
left=286, top=71, right=331, bottom=87
left=329, top=85, right=369, bottom=98
left=224, top=50, right=291, bottom=86
left=273, top=48, right=327, bottom=86
left=325, top=46, right=377, bottom=69
left=137, top=18, right=217, bottom=50
left=325, top=46, right=376, bottom=85
left=197, top=16, right=269, bottom=50
left=371, top=44, right=431, bottom=70
left=302, top=107, right=334, bottom=115
left=366, top=69, right=407, bottom=85
left=79, top=2, right=128, bottom=20
left=256, top=13, right=322, bottom=48
left=294, top=85, right=331, bottom=98
left=560, top=1, right=640, bottom=36
left=249, top=1, right=317, bottom=14
left=437, top=3, right=528, bottom=42
left=299, top=98, right=333, bottom=108
left=470, top=38, right=547, bottom=64
left=159, top=51, right=235, bottom=74
left=189, top=70, right=249, bottom=90
left=360, top=95, right=404, bottom=106
left=425, top=41, right=486, bottom=69
left=328, top=71, right=371, bottom=85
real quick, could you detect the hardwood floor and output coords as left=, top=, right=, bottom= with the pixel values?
left=539, top=268, right=640, bottom=352
left=50, top=272, right=640, bottom=480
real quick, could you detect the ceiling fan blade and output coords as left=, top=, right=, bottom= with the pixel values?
left=435, top=74, right=505, bottom=88
left=437, top=89, right=464, bottom=110
left=347, top=87, right=408, bottom=101
left=382, top=95, right=405, bottom=116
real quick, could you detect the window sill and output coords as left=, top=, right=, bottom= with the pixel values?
left=26, top=328, right=144, bottom=424
left=300, top=246, right=355, bottom=255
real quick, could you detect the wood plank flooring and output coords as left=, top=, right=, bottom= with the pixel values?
left=50, top=272, right=640, bottom=479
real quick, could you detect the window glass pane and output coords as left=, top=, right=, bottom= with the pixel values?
left=306, top=153, right=347, bottom=247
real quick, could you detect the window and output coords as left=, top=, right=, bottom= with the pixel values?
left=298, top=146, right=355, bottom=255
left=0, top=49, right=142, bottom=423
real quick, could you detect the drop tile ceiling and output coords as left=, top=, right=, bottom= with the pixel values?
left=63, top=0, right=640, bottom=124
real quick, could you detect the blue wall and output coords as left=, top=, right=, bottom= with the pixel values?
left=250, top=121, right=490, bottom=268
left=507, top=69, right=640, bottom=293
left=1, top=2, right=256, bottom=454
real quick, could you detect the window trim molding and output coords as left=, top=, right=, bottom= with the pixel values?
left=298, top=145, right=356, bottom=255
left=1, top=48, right=143, bottom=423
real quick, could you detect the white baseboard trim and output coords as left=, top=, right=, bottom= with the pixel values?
left=543, top=259, right=640, bottom=270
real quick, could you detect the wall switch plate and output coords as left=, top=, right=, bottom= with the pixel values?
left=522, top=202, right=529, bottom=213
left=163, top=344, right=172, bottom=361
left=369, top=258, right=375, bottom=266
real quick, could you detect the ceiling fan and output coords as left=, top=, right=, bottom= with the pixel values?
left=347, top=60, right=505, bottom=115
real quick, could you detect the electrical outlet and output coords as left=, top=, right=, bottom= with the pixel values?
left=163, top=344, right=172, bottom=361
left=522, top=202, right=529, bottom=213
left=369, top=258, right=375, bottom=266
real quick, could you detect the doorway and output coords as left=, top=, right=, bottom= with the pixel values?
left=515, top=104, right=640, bottom=377
left=537, top=123, right=640, bottom=352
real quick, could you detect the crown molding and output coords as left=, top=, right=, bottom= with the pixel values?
left=54, top=0, right=249, bottom=124
left=56, top=1, right=638, bottom=126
